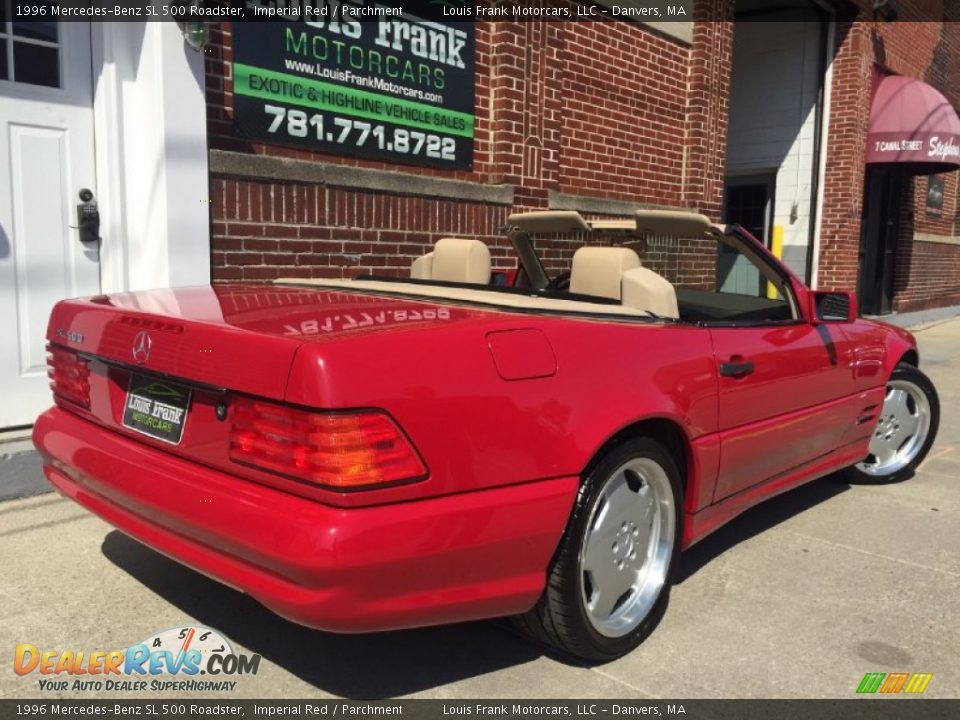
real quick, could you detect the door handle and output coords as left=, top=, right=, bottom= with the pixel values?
left=74, top=188, right=100, bottom=245
left=719, top=359, right=755, bottom=378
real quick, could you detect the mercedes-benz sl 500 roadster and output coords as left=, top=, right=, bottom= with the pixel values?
left=35, top=210, right=939, bottom=661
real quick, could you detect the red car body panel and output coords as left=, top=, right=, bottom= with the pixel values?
left=36, top=407, right=579, bottom=632
left=710, top=323, right=860, bottom=500
left=33, top=279, right=918, bottom=632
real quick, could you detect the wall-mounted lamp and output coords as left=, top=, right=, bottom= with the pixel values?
left=170, top=1, right=210, bottom=52
left=176, top=20, right=210, bottom=52
left=872, top=0, right=900, bottom=21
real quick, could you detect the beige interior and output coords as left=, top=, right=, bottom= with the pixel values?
left=276, top=278, right=652, bottom=318
left=506, top=210, right=591, bottom=234
left=305, top=209, right=709, bottom=320
left=570, top=247, right=641, bottom=300
left=410, top=238, right=491, bottom=284
left=622, top=267, right=679, bottom=318
left=506, top=208, right=724, bottom=237
left=634, top=209, right=723, bottom=238
left=410, top=252, right=433, bottom=280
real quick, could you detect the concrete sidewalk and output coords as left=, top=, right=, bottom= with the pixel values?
left=0, top=432, right=43, bottom=502
left=866, top=303, right=960, bottom=330
left=1, top=319, right=958, bottom=699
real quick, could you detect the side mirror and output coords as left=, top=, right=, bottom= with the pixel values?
left=809, top=290, right=857, bottom=324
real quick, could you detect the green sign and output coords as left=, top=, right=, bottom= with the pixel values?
left=232, top=5, right=475, bottom=169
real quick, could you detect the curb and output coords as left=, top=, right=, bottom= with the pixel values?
left=866, top=305, right=960, bottom=330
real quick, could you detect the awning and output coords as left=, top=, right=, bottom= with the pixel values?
left=866, top=75, right=960, bottom=174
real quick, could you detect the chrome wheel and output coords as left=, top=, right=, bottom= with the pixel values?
left=578, top=457, right=675, bottom=638
left=856, top=379, right=931, bottom=477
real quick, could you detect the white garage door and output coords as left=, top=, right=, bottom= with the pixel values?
left=0, top=20, right=100, bottom=428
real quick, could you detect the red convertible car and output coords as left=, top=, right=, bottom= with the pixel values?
left=35, top=209, right=939, bottom=661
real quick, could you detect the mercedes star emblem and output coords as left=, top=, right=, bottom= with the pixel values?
left=131, top=330, right=152, bottom=365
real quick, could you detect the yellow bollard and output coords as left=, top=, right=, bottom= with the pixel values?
left=767, top=225, right=784, bottom=299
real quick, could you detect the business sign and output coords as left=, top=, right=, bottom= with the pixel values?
left=232, top=3, right=475, bottom=170
left=867, top=133, right=960, bottom=167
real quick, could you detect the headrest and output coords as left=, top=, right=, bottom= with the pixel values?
left=431, top=238, right=492, bottom=284
left=569, top=246, right=641, bottom=300
left=410, top=252, right=434, bottom=280
left=622, top=267, right=679, bottom=319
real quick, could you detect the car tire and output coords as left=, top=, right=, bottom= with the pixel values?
left=844, top=362, right=940, bottom=483
left=514, top=437, right=682, bottom=662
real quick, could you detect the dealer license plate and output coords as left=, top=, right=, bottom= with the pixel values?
left=121, top=373, right=192, bottom=445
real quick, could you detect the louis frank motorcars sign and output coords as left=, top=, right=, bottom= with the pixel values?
left=232, top=1, right=476, bottom=170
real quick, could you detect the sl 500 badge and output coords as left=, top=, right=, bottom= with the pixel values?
left=56, top=328, right=84, bottom=344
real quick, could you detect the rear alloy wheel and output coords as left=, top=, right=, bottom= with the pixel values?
left=846, top=363, right=939, bottom=483
left=515, top=438, right=682, bottom=661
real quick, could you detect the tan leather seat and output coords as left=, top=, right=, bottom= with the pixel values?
left=410, top=238, right=491, bottom=284
left=569, top=246, right=679, bottom=318
left=410, top=252, right=434, bottom=280
left=622, top=267, right=679, bottom=318
left=569, top=247, right=640, bottom=300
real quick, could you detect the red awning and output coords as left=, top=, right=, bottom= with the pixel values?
left=866, top=75, right=960, bottom=173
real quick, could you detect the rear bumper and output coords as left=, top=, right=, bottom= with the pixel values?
left=34, top=407, right=578, bottom=632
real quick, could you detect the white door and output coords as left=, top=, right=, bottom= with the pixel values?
left=0, top=20, right=99, bottom=428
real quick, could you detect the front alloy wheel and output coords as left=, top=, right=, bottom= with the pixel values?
left=515, top=438, right=682, bottom=661
left=847, top=363, right=939, bottom=483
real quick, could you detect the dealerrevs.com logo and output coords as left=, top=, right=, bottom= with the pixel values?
left=14, top=626, right=261, bottom=693
left=856, top=672, right=933, bottom=695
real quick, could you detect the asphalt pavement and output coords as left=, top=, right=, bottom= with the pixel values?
left=2, top=318, right=958, bottom=700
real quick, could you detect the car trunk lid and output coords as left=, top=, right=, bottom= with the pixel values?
left=44, top=284, right=486, bottom=499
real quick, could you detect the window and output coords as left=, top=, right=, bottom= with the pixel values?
left=542, top=228, right=799, bottom=325
left=610, top=232, right=797, bottom=324
left=0, top=5, right=60, bottom=88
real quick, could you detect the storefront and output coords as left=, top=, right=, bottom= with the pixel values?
left=858, top=73, right=960, bottom=314
left=817, top=4, right=960, bottom=311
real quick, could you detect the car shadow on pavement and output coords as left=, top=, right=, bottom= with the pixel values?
left=675, top=473, right=851, bottom=584
left=100, top=531, right=543, bottom=698
left=99, top=474, right=850, bottom=695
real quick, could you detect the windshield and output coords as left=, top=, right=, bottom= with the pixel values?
left=514, top=224, right=799, bottom=324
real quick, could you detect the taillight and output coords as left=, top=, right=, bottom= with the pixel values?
left=229, top=397, right=428, bottom=490
left=47, top=344, right=91, bottom=410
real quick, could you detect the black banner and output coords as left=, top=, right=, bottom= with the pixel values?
left=1, top=700, right=958, bottom=720
left=5, top=1, right=956, bottom=23
left=232, top=5, right=475, bottom=170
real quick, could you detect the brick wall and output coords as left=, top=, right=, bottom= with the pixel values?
left=816, top=20, right=872, bottom=294
left=893, top=170, right=960, bottom=312
left=683, top=1, right=734, bottom=219
left=205, top=16, right=729, bottom=283
left=644, top=236, right=719, bottom=291
left=205, top=8, right=959, bottom=313
left=206, top=21, right=509, bottom=282
left=210, top=179, right=513, bottom=281
left=557, top=21, right=690, bottom=204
